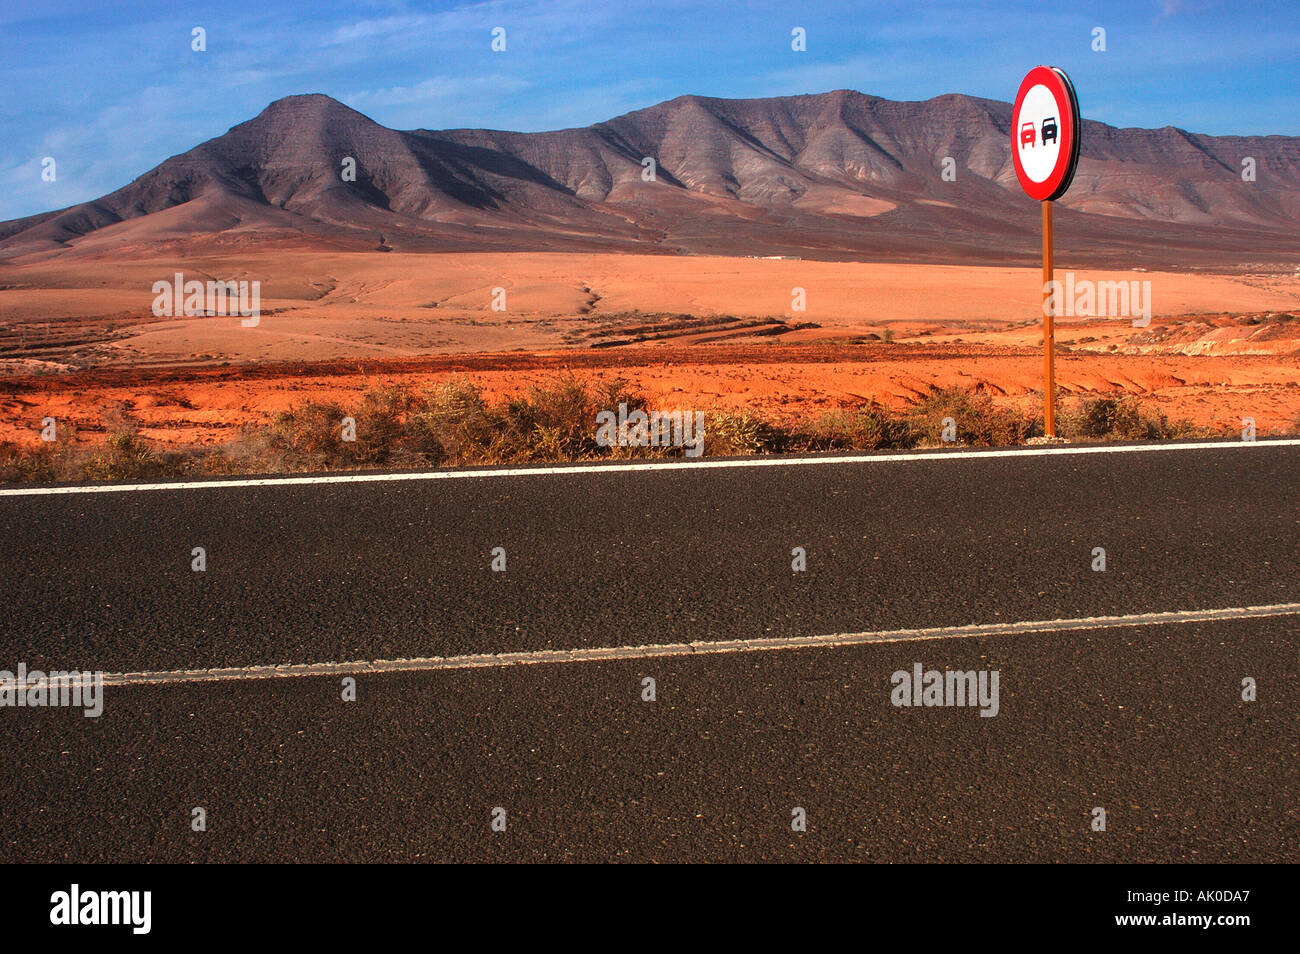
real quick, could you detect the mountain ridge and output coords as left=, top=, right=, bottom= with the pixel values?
left=4, top=89, right=1298, bottom=267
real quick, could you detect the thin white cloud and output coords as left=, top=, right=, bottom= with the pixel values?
left=322, top=14, right=433, bottom=46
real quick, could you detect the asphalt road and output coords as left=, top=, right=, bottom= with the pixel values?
left=1, top=441, right=1297, bottom=862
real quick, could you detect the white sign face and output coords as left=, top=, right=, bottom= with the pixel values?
left=1015, top=84, right=1063, bottom=184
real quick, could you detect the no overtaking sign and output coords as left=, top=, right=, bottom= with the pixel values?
left=1011, top=65, right=1080, bottom=201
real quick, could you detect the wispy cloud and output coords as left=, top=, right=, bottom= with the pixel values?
left=344, top=74, right=534, bottom=128
left=323, top=14, right=435, bottom=46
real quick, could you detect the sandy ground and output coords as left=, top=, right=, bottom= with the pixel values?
left=1, top=252, right=1297, bottom=448
left=2, top=343, right=1297, bottom=449
left=2, top=251, right=1298, bottom=363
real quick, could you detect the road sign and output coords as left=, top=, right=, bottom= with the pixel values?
left=1012, top=65, right=1080, bottom=438
left=1011, top=66, right=1080, bottom=202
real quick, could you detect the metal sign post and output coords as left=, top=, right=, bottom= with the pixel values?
left=1042, top=199, right=1055, bottom=436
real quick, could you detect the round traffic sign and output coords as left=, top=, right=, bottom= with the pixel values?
left=1010, top=66, right=1080, bottom=201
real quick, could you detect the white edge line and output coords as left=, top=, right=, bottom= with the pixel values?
left=30, top=602, right=1300, bottom=690
left=2, top=439, right=1298, bottom=497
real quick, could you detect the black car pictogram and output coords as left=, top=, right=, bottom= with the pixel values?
left=1041, top=116, right=1058, bottom=145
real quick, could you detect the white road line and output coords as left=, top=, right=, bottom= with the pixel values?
left=34, top=602, right=1300, bottom=690
left=1, top=438, right=1297, bottom=497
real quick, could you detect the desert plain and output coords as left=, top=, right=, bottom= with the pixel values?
left=1, top=249, right=1298, bottom=451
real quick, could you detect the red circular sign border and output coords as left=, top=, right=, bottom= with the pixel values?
left=1011, top=66, right=1080, bottom=201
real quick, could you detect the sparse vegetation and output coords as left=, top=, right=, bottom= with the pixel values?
left=0, top=441, right=59, bottom=484
left=908, top=387, right=1037, bottom=446
left=705, top=410, right=787, bottom=456
left=0, top=380, right=1231, bottom=486
left=77, top=431, right=180, bottom=482
left=1059, top=396, right=1212, bottom=441
left=1, top=426, right=184, bottom=484
left=798, top=404, right=916, bottom=451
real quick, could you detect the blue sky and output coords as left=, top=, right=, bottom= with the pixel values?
left=2, top=0, right=1297, bottom=220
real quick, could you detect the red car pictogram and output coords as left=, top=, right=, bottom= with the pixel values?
left=1020, top=121, right=1036, bottom=147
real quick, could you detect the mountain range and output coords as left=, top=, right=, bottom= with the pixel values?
left=3, top=90, right=1298, bottom=267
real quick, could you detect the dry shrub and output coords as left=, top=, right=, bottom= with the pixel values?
left=908, top=387, right=1036, bottom=445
